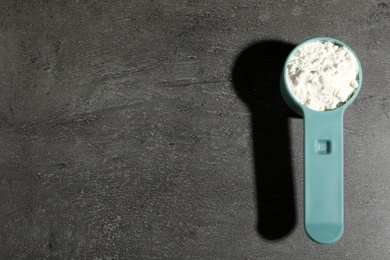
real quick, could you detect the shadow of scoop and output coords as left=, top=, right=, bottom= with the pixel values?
left=231, top=40, right=298, bottom=240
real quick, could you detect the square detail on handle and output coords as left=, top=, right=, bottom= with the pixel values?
left=315, top=140, right=331, bottom=154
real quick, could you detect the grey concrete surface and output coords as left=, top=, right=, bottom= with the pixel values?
left=0, top=0, right=389, bottom=259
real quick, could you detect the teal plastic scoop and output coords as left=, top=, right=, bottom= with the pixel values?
left=280, top=37, right=363, bottom=244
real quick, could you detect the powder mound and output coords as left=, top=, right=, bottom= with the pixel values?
left=286, top=41, right=359, bottom=111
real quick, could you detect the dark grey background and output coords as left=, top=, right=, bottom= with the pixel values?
left=0, top=0, right=389, bottom=259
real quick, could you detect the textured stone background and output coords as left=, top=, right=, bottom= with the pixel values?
left=0, top=0, right=389, bottom=259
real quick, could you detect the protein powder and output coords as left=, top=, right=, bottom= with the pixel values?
left=286, top=41, right=359, bottom=111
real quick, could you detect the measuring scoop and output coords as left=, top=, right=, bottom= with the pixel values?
left=280, top=37, right=363, bottom=244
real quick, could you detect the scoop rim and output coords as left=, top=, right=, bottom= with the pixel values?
left=282, top=36, right=363, bottom=113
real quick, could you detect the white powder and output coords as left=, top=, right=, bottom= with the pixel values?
left=286, top=41, right=359, bottom=111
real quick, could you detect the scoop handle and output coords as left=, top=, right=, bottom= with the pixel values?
left=304, top=109, right=344, bottom=245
